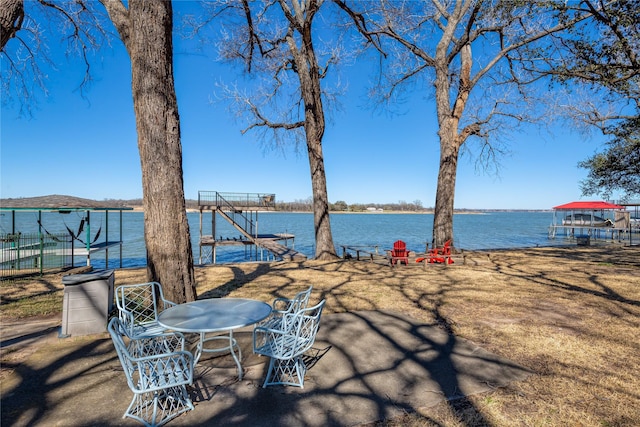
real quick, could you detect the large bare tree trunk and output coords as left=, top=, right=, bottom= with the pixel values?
left=432, top=41, right=472, bottom=249
left=102, top=0, right=196, bottom=303
left=433, top=131, right=459, bottom=248
left=0, top=0, right=24, bottom=50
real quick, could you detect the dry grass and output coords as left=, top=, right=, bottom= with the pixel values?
left=2, top=246, right=639, bottom=426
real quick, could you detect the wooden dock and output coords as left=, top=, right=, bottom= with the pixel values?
left=52, top=241, right=123, bottom=256
left=200, top=233, right=306, bottom=263
left=255, top=238, right=307, bottom=261
left=1, top=242, right=57, bottom=265
left=198, top=191, right=307, bottom=264
left=548, top=224, right=637, bottom=244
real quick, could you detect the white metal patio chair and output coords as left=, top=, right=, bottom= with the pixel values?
left=116, top=282, right=176, bottom=339
left=253, top=299, right=326, bottom=388
left=108, top=317, right=194, bottom=427
left=257, top=285, right=313, bottom=330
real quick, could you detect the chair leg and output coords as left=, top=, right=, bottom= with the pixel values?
left=262, top=357, right=277, bottom=388
left=262, top=356, right=307, bottom=388
left=125, top=386, right=194, bottom=427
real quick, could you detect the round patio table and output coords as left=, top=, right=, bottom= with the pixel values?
left=158, top=298, right=272, bottom=380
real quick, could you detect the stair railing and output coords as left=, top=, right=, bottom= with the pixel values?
left=215, top=192, right=257, bottom=237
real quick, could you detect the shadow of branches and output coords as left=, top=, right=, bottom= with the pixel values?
left=2, top=246, right=639, bottom=426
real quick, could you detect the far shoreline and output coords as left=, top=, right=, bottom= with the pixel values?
left=0, top=195, right=552, bottom=214
left=127, top=208, right=552, bottom=215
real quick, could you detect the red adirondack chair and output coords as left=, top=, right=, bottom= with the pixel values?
left=428, top=240, right=454, bottom=264
left=388, top=240, right=410, bottom=266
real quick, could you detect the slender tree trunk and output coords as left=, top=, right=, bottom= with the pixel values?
left=102, top=0, right=196, bottom=303
left=306, top=130, right=335, bottom=259
left=287, top=10, right=337, bottom=260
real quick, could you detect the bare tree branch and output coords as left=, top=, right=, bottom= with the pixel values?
left=240, top=97, right=305, bottom=134
left=2, top=0, right=111, bottom=113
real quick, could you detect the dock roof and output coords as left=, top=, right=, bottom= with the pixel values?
left=553, top=201, right=625, bottom=210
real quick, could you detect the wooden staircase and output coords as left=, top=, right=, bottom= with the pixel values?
left=213, top=195, right=307, bottom=262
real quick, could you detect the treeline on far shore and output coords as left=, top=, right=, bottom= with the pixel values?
left=1, top=196, right=548, bottom=213
left=110, top=198, right=546, bottom=213
left=109, top=198, right=428, bottom=212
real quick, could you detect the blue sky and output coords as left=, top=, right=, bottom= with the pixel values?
left=1, top=4, right=607, bottom=210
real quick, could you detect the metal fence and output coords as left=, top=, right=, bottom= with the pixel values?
left=1, top=232, right=71, bottom=279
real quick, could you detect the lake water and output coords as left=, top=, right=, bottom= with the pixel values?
left=1, top=210, right=560, bottom=269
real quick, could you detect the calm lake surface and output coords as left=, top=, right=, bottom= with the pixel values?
left=1, top=210, right=559, bottom=269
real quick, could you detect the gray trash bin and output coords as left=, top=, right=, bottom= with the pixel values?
left=61, top=269, right=115, bottom=337
left=577, top=235, right=591, bottom=246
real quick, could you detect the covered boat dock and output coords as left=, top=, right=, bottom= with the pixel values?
left=1, top=196, right=132, bottom=276
left=548, top=201, right=636, bottom=245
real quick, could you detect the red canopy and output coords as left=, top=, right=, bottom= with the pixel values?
left=553, top=201, right=625, bottom=210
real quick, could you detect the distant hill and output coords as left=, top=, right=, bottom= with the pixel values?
left=0, top=195, right=139, bottom=209
left=0, top=195, right=206, bottom=210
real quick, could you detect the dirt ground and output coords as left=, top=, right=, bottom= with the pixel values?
left=2, top=245, right=639, bottom=426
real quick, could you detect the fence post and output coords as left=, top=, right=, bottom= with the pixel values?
left=39, top=233, right=44, bottom=275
